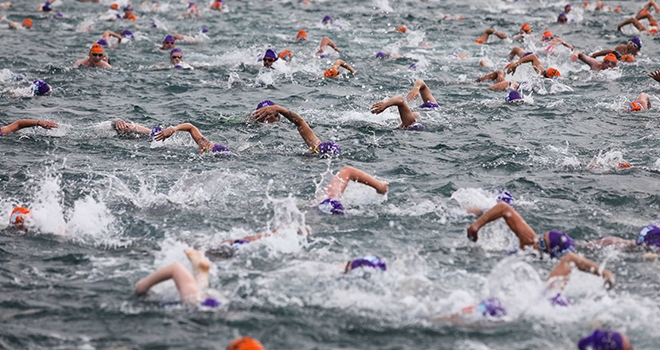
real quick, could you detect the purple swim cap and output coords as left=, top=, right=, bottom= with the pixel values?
left=121, top=29, right=134, bottom=38
left=637, top=225, right=660, bottom=247
left=163, top=35, right=176, bottom=43
left=264, top=48, right=278, bottom=60
left=151, top=22, right=158, bottom=28
left=200, top=27, right=209, bottom=33
left=232, top=239, right=250, bottom=249
left=200, top=297, right=221, bottom=307
left=548, top=292, right=570, bottom=307
left=477, top=298, right=507, bottom=318
left=495, top=190, right=514, bottom=205
left=565, top=4, right=572, bottom=10
left=409, top=63, right=418, bottom=71
left=506, top=90, right=523, bottom=103
left=375, top=51, right=389, bottom=59
left=318, top=198, right=345, bottom=215
left=54, top=12, right=64, bottom=18
left=523, top=51, right=534, bottom=57
left=211, top=144, right=229, bottom=153
left=322, top=15, right=333, bottom=24
left=97, top=39, right=109, bottom=47
left=630, top=36, right=642, bottom=49
left=558, top=13, right=567, bottom=21
left=545, top=230, right=575, bottom=258
left=124, top=4, right=133, bottom=11
left=32, top=80, right=51, bottom=96
left=256, top=100, right=274, bottom=109
left=170, top=48, right=182, bottom=56
left=578, top=330, right=624, bottom=350
left=150, top=126, right=163, bottom=137
left=316, top=142, right=341, bottom=155
left=188, top=1, right=196, bottom=7
left=406, top=123, right=425, bottom=131
left=346, top=256, right=387, bottom=272
left=419, top=101, right=439, bottom=109
left=43, top=2, right=53, bottom=11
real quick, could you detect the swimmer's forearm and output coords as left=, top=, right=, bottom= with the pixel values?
left=339, top=61, right=356, bottom=74
left=590, top=50, right=613, bottom=58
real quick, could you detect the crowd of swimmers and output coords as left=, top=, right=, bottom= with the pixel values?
left=3, top=0, right=659, bottom=348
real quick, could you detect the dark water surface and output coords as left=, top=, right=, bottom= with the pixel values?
left=2, top=0, right=660, bottom=349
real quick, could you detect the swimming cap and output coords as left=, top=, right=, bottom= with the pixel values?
left=630, top=36, right=642, bottom=49
left=318, top=198, right=345, bottom=215
left=54, top=12, right=63, bottom=18
left=174, top=64, right=183, bottom=70
left=200, top=297, right=221, bottom=307
left=547, top=292, right=570, bottom=307
left=603, top=53, right=618, bottom=63
left=200, top=27, right=209, bottom=33
left=542, top=30, right=553, bottom=41
left=212, top=0, right=223, bottom=9
left=558, top=13, right=567, bottom=21
left=396, top=25, right=407, bottom=33
left=583, top=1, right=589, bottom=7
left=163, top=35, right=175, bottom=43
left=110, top=3, right=119, bottom=10
left=617, top=162, right=631, bottom=169
left=324, top=67, right=339, bottom=77
left=545, top=68, right=561, bottom=78
left=90, top=43, right=104, bottom=54
left=546, top=230, right=575, bottom=258
left=121, top=29, right=134, bottom=38
left=637, top=224, right=660, bottom=246
left=256, top=100, right=275, bottom=109
left=227, top=337, right=265, bottom=350
left=211, top=144, right=230, bottom=153
left=477, top=298, right=507, bottom=318
left=419, top=101, right=439, bottom=109
left=22, top=18, right=33, bottom=29
left=495, top=190, right=514, bottom=204
left=170, top=48, right=182, bottom=57
left=9, top=207, right=31, bottom=231
left=520, top=23, right=531, bottom=32
left=151, top=22, right=158, bottom=28
left=406, top=122, right=425, bottom=131
left=628, top=101, right=643, bottom=112
left=263, top=48, right=278, bottom=61
left=375, top=51, right=389, bottom=59
left=506, top=90, right=522, bottom=103
left=124, top=4, right=133, bottom=11
left=409, top=63, right=418, bottom=71
left=315, top=141, right=341, bottom=155
left=650, top=27, right=659, bottom=34
left=231, top=239, right=250, bottom=249
left=565, top=3, right=572, bottom=10
left=578, top=330, right=623, bottom=350
left=32, top=80, right=51, bottom=96
left=346, top=256, right=387, bottom=272
left=322, top=15, right=333, bottom=24
left=296, top=29, right=308, bottom=41
left=150, top=126, right=163, bottom=137
left=188, top=2, right=196, bottom=8
left=278, top=49, right=292, bottom=61
left=620, top=54, right=635, bottom=62
left=97, top=39, right=109, bottom=47
left=42, top=2, right=52, bottom=12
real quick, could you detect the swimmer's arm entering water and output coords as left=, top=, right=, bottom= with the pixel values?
left=466, top=202, right=537, bottom=249
left=155, top=123, right=212, bottom=150
left=506, top=54, right=545, bottom=74
left=331, top=59, right=356, bottom=74
left=573, top=52, right=602, bottom=70
left=370, top=95, right=417, bottom=128
left=323, top=166, right=389, bottom=199
left=103, top=30, right=122, bottom=44
left=253, top=105, right=322, bottom=152
left=1, top=119, right=58, bottom=135
left=590, top=49, right=616, bottom=58
left=317, top=36, right=340, bottom=55
left=546, top=252, right=615, bottom=290
left=617, top=17, right=647, bottom=32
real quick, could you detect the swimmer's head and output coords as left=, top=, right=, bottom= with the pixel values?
left=565, top=3, right=572, bottom=13
left=9, top=207, right=31, bottom=232
left=96, top=38, right=109, bottom=47
left=212, top=0, right=223, bottom=9
left=602, top=53, right=618, bottom=68
left=42, top=1, right=52, bottom=12
left=322, top=15, right=333, bottom=24
left=477, top=298, right=507, bottom=318
left=542, top=30, right=554, bottom=41
left=200, top=297, right=220, bottom=307
left=256, top=100, right=274, bottom=109
left=162, top=35, right=176, bottom=49
left=227, top=336, right=265, bottom=350
left=637, top=224, right=660, bottom=247
left=543, top=67, right=561, bottom=79
left=578, top=330, right=628, bottom=350
left=188, top=2, right=196, bottom=8
left=495, top=190, right=514, bottom=205
left=110, top=3, right=119, bottom=10
left=620, top=54, right=635, bottom=62
left=324, top=67, right=339, bottom=78
left=22, top=18, right=33, bottom=29
left=315, top=141, right=341, bottom=156
left=505, top=90, right=523, bottom=103
left=650, top=26, right=659, bottom=34
left=200, top=27, right=209, bottom=33
left=345, top=256, right=386, bottom=273
left=278, top=49, right=292, bottom=62
left=263, top=48, right=278, bottom=67
left=629, top=37, right=642, bottom=51
left=89, top=43, right=104, bottom=59
left=396, top=25, right=407, bottom=33
left=541, top=230, right=575, bottom=259
left=210, top=144, right=230, bottom=153
left=150, top=126, right=163, bottom=137
left=121, top=29, right=134, bottom=39
left=170, top=48, right=183, bottom=64
left=628, top=101, right=643, bottom=112
left=32, top=80, right=51, bottom=96
left=123, top=4, right=133, bottom=12
left=520, top=23, right=532, bottom=34
left=318, top=198, right=345, bottom=215
left=557, top=13, right=568, bottom=24
left=296, top=29, right=308, bottom=41
left=375, top=51, right=389, bottom=59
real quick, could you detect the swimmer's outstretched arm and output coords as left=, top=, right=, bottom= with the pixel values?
left=508, top=47, right=526, bottom=60
left=573, top=52, right=602, bottom=70
left=323, top=166, right=389, bottom=199
left=406, top=79, right=437, bottom=103
left=554, top=38, right=575, bottom=50
left=103, top=30, right=122, bottom=43
left=1, top=119, right=58, bottom=135
left=331, top=59, right=356, bottom=74
left=112, top=118, right=151, bottom=135
left=370, top=96, right=417, bottom=128
left=475, top=28, right=507, bottom=43
left=317, top=36, right=340, bottom=55
left=253, top=105, right=322, bottom=152
left=584, top=236, right=636, bottom=248
left=466, top=202, right=537, bottom=249
left=617, top=17, right=647, bottom=32
left=590, top=49, right=616, bottom=58
left=506, top=54, right=544, bottom=74
left=155, top=123, right=212, bottom=149
left=476, top=70, right=505, bottom=83
left=546, top=252, right=615, bottom=290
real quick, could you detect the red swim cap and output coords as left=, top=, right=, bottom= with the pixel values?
left=324, top=67, right=339, bottom=78
left=110, top=3, right=119, bottom=10
left=22, top=18, right=33, bottom=28
left=10, top=207, right=31, bottom=231
left=521, top=23, right=531, bottom=33
left=227, top=337, right=264, bottom=350
left=603, top=53, right=618, bottom=63
left=629, top=101, right=643, bottom=111
left=545, top=67, right=561, bottom=78
left=396, top=25, right=407, bottom=33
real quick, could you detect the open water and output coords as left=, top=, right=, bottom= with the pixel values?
left=2, top=0, right=660, bottom=349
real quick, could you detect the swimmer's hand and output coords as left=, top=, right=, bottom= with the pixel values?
left=155, top=127, right=175, bottom=141
left=467, top=224, right=479, bottom=242
left=37, top=120, right=58, bottom=129
left=406, top=86, right=420, bottom=101
left=134, top=279, right=150, bottom=296
left=375, top=181, right=389, bottom=194
left=601, top=269, right=616, bottom=290
left=252, top=105, right=281, bottom=122
left=648, top=69, right=660, bottom=83
left=506, top=62, right=518, bottom=74
left=370, top=102, right=389, bottom=114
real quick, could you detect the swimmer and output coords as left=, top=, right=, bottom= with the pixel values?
left=571, top=51, right=617, bottom=70
left=617, top=16, right=658, bottom=34
left=251, top=100, right=280, bottom=123
left=636, top=0, right=660, bottom=18
left=209, top=0, right=223, bottom=11
left=262, top=48, right=278, bottom=68
left=123, top=4, right=137, bottom=21
left=169, top=49, right=192, bottom=69
left=467, top=202, right=576, bottom=259
left=159, top=34, right=194, bottom=50
left=279, top=49, right=293, bottom=62
left=98, top=31, right=123, bottom=47
left=8, top=207, right=32, bottom=232
left=558, top=13, right=568, bottom=24
left=624, top=92, right=651, bottom=112
left=1, top=119, right=58, bottom=136
left=182, top=2, right=200, bottom=18
left=344, top=256, right=386, bottom=273
left=134, top=248, right=221, bottom=307
left=317, top=166, right=389, bottom=215
left=539, top=31, right=575, bottom=51
left=474, top=23, right=532, bottom=44
left=296, top=29, right=308, bottom=42
left=506, top=53, right=561, bottom=78
left=111, top=118, right=162, bottom=138
left=0, top=2, right=12, bottom=9
left=38, top=0, right=54, bottom=12
left=579, top=329, right=633, bottom=350
left=323, top=59, right=355, bottom=78
left=73, top=44, right=112, bottom=68
left=475, top=70, right=519, bottom=91
left=154, top=122, right=230, bottom=154
left=585, top=219, right=660, bottom=259
left=591, top=37, right=642, bottom=58
left=252, top=103, right=341, bottom=155
left=120, top=29, right=135, bottom=40
left=406, top=79, right=440, bottom=109
left=206, top=224, right=311, bottom=259
left=370, top=95, right=424, bottom=130
left=564, top=3, right=572, bottom=13
left=227, top=337, right=264, bottom=350
left=8, top=18, right=32, bottom=29
left=316, top=36, right=340, bottom=57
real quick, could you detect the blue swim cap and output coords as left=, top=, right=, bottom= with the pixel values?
left=97, top=39, right=109, bottom=47
left=346, top=256, right=387, bottom=272
left=150, top=126, right=163, bottom=137
left=637, top=225, right=660, bottom=247
left=163, top=35, right=175, bottom=43
left=322, top=15, right=333, bottom=24
left=174, top=65, right=183, bottom=70
left=315, top=142, right=341, bottom=155
left=406, top=122, right=425, bottom=131
left=264, top=48, right=278, bottom=61
left=200, top=297, right=221, bottom=307
left=256, top=100, right=274, bottom=109
left=43, top=2, right=53, bottom=11
left=318, top=198, right=345, bottom=215
left=54, top=12, right=64, bottom=18
left=578, top=330, right=624, bottom=350
left=121, top=29, right=134, bottom=39
left=477, top=298, right=507, bottom=318
left=506, top=90, right=522, bottom=103
left=419, top=101, right=439, bottom=109
left=231, top=239, right=250, bottom=249
left=32, top=80, right=51, bottom=96
left=124, top=4, right=133, bottom=11
left=495, top=190, right=514, bottom=205
left=211, top=144, right=229, bottom=153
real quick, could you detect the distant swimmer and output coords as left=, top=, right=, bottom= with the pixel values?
left=370, top=94, right=425, bottom=130
left=123, top=4, right=137, bottom=21
left=262, top=48, right=278, bottom=68
left=73, top=44, right=112, bottom=68
left=0, top=2, right=12, bottom=9
left=537, top=31, right=575, bottom=53
left=38, top=0, right=54, bottom=12
left=618, top=15, right=658, bottom=34
left=475, top=70, right=519, bottom=91
left=97, top=31, right=123, bottom=47
left=8, top=18, right=32, bottom=29
left=323, top=59, right=355, bottom=78
left=158, top=34, right=195, bottom=50
left=252, top=102, right=341, bottom=155
left=585, top=220, right=660, bottom=258
left=564, top=3, right=572, bottom=13
left=625, top=93, right=650, bottom=112
left=579, top=329, right=633, bottom=350
left=474, top=23, right=532, bottom=44
left=591, top=37, right=642, bottom=60
left=406, top=79, right=440, bottom=109
left=278, top=49, right=293, bottom=62
left=182, top=2, right=200, bottom=18
left=227, top=337, right=265, bottom=350
left=8, top=207, right=32, bottom=232
left=209, top=0, right=223, bottom=11
left=317, top=166, right=389, bottom=215
left=169, top=49, right=192, bottom=69
left=134, top=248, right=222, bottom=308
left=111, top=118, right=162, bottom=138
left=295, top=29, right=308, bottom=42
left=571, top=51, right=618, bottom=70
left=316, top=36, right=340, bottom=57
left=506, top=53, right=561, bottom=78
left=155, top=122, right=230, bottom=154
left=344, top=256, right=386, bottom=273
left=252, top=100, right=280, bottom=123
left=1, top=119, right=58, bottom=137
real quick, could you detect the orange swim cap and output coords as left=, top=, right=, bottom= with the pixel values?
left=324, top=67, right=339, bottom=78
left=650, top=26, right=659, bottom=34
left=396, top=25, right=407, bottom=33
left=296, top=29, right=308, bottom=40
left=474, top=38, right=484, bottom=44
left=128, top=13, right=137, bottom=21
left=278, top=49, right=292, bottom=61
left=603, top=53, right=618, bottom=63
left=521, top=23, right=531, bottom=32
left=90, top=43, right=104, bottom=54
left=617, top=162, right=631, bottom=168
left=22, top=18, right=33, bottom=28
left=629, top=101, right=643, bottom=111
left=110, top=3, right=119, bottom=10
left=620, top=54, right=635, bottom=62
left=615, top=7, right=621, bottom=12
left=542, top=30, right=553, bottom=38
left=545, top=67, right=561, bottom=78
left=227, top=337, right=264, bottom=350
left=583, top=1, right=589, bottom=8
left=651, top=20, right=659, bottom=27
left=10, top=207, right=31, bottom=231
